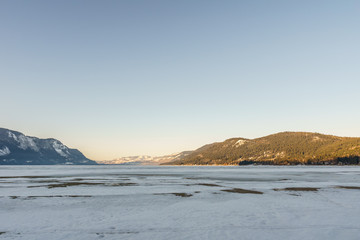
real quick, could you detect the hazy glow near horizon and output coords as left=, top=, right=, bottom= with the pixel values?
left=1, top=1, right=360, bottom=160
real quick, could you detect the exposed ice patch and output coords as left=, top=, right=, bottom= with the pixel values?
left=0, top=146, right=10, bottom=156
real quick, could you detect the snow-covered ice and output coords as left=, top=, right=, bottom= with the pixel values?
left=1, top=165, right=360, bottom=240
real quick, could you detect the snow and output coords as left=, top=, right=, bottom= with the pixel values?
left=7, top=131, right=18, bottom=141
left=7, top=131, right=39, bottom=152
left=0, top=146, right=10, bottom=156
left=101, top=153, right=189, bottom=165
left=52, top=141, right=69, bottom=157
left=234, top=139, right=247, bottom=147
left=1, top=166, right=360, bottom=239
left=18, top=136, right=39, bottom=152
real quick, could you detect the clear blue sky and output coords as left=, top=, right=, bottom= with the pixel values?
left=1, top=0, right=360, bottom=160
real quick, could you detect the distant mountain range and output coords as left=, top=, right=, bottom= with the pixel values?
left=0, top=128, right=96, bottom=165
left=2, top=129, right=360, bottom=166
left=164, top=132, right=360, bottom=165
left=97, top=151, right=192, bottom=165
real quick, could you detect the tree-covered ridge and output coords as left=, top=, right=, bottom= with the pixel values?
left=166, top=132, right=360, bottom=165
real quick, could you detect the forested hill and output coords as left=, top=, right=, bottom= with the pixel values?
left=165, top=132, right=360, bottom=165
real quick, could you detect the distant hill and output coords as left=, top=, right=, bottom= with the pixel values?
left=164, top=132, right=360, bottom=165
left=0, top=128, right=97, bottom=165
left=97, top=151, right=192, bottom=165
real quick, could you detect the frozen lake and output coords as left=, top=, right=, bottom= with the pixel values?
left=1, top=165, right=360, bottom=239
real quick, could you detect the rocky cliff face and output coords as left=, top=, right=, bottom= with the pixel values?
left=0, top=128, right=96, bottom=165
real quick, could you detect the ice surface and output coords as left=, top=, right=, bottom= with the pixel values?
left=1, top=166, right=360, bottom=240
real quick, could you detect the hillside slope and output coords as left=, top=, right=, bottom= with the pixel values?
left=165, top=132, right=360, bottom=165
left=0, top=128, right=96, bottom=165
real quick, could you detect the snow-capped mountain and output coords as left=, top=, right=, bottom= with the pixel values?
left=0, top=128, right=96, bottom=165
left=97, top=151, right=192, bottom=165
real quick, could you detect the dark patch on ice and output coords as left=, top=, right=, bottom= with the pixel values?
left=194, top=191, right=201, bottom=193
left=47, top=182, right=104, bottom=188
left=185, top=177, right=291, bottom=182
left=95, top=231, right=139, bottom=236
left=135, top=176, right=147, bottom=180
left=30, top=180, right=61, bottom=183
left=28, top=195, right=92, bottom=199
left=197, top=183, right=222, bottom=187
left=0, top=176, right=52, bottom=179
left=28, top=181, right=138, bottom=188
left=273, top=187, right=319, bottom=192
left=71, top=178, right=110, bottom=181
left=221, top=188, right=263, bottom=194
left=171, top=193, right=193, bottom=197
left=154, top=192, right=193, bottom=197
left=335, top=186, right=360, bottom=190
left=0, top=232, right=6, bottom=235
left=108, top=173, right=183, bottom=178
left=109, top=182, right=137, bottom=186
left=9, top=195, right=92, bottom=199
left=28, top=182, right=104, bottom=188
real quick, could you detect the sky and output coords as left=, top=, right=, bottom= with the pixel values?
left=1, top=0, right=360, bottom=160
